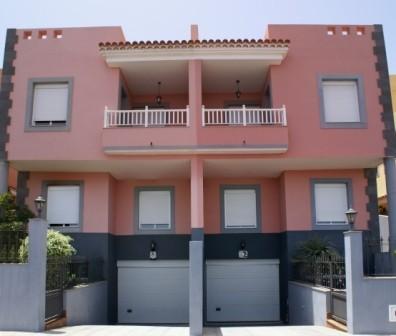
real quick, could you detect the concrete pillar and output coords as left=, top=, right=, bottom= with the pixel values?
left=28, top=218, right=48, bottom=332
left=189, top=240, right=203, bottom=336
left=344, top=230, right=364, bottom=334
left=0, top=160, right=9, bottom=194
left=384, top=157, right=396, bottom=247
left=190, top=158, right=204, bottom=336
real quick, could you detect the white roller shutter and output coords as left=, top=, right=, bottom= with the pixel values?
left=47, top=185, right=80, bottom=227
left=117, top=261, right=189, bottom=324
left=224, top=189, right=257, bottom=228
left=206, top=260, right=280, bottom=322
left=322, top=80, right=360, bottom=122
left=32, top=83, right=68, bottom=123
left=314, top=183, right=348, bottom=224
left=139, top=190, right=171, bottom=230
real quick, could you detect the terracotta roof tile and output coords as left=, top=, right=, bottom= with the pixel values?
left=98, top=38, right=290, bottom=51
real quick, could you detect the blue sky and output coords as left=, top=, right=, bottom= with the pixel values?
left=1, top=0, right=395, bottom=73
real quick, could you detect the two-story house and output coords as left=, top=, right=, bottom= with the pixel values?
left=0, top=24, right=394, bottom=326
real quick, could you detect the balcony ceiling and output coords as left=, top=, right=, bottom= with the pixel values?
left=12, top=156, right=380, bottom=180
left=102, top=42, right=288, bottom=95
left=119, top=60, right=270, bottom=95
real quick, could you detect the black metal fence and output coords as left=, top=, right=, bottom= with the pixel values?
left=293, top=255, right=347, bottom=324
left=363, top=238, right=396, bottom=276
left=45, top=255, right=104, bottom=320
left=293, top=255, right=346, bottom=289
left=0, top=229, right=28, bottom=263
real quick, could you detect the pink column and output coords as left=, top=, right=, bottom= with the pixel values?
left=188, top=60, right=202, bottom=132
left=190, top=158, right=204, bottom=229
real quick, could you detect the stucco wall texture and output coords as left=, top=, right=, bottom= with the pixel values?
left=26, top=169, right=368, bottom=234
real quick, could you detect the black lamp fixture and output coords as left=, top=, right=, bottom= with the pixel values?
left=235, top=80, right=242, bottom=99
left=238, top=240, right=248, bottom=259
left=34, top=196, right=46, bottom=218
left=345, top=208, right=358, bottom=230
left=156, top=81, right=162, bottom=105
left=149, top=240, right=157, bottom=260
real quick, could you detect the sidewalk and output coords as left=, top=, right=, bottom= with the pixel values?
left=0, top=325, right=356, bottom=336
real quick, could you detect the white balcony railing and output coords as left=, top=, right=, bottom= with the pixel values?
left=202, top=105, right=287, bottom=127
left=104, top=106, right=189, bottom=128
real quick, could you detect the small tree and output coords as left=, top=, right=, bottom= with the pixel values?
left=19, top=229, right=76, bottom=262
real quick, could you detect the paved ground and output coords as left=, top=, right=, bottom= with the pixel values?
left=0, top=325, right=350, bottom=336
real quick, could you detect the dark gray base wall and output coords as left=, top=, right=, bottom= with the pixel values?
left=205, top=231, right=346, bottom=323
left=67, top=231, right=348, bottom=325
left=67, top=233, right=191, bottom=324
left=67, top=233, right=116, bottom=324
left=280, top=230, right=346, bottom=322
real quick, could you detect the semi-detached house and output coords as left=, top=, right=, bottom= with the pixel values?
left=0, top=24, right=394, bottom=326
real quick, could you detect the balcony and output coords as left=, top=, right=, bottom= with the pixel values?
left=102, top=106, right=194, bottom=154
left=102, top=105, right=288, bottom=155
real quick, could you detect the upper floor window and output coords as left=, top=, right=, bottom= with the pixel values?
left=311, top=179, right=352, bottom=230
left=221, top=185, right=261, bottom=233
left=44, top=182, right=83, bottom=232
left=25, top=78, right=73, bottom=131
left=135, top=187, right=175, bottom=234
left=318, top=76, right=366, bottom=128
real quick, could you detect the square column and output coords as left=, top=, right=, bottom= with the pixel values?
left=189, top=158, right=204, bottom=336
left=188, top=60, right=202, bottom=132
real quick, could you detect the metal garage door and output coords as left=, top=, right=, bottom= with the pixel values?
left=117, top=260, right=189, bottom=324
left=206, top=259, right=280, bottom=322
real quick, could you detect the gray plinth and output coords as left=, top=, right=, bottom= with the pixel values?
left=189, top=241, right=203, bottom=336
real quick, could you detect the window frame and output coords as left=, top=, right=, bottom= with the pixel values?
left=310, top=178, right=353, bottom=230
left=25, top=77, right=74, bottom=132
left=42, top=180, right=84, bottom=233
left=134, top=186, right=175, bottom=234
left=220, top=184, right=261, bottom=233
left=318, top=75, right=367, bottom=128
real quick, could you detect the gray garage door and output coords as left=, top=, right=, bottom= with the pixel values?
left=206, top=259, right=280, bottom=322
left=117, top=260, right=189, bottom=324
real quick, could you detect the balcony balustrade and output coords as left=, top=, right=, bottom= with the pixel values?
left=104, top=106, right=189, bottom=128
left=202, top=105, right=287, bottom=127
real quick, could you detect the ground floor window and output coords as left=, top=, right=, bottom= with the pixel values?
left=221, top=185, right=261, bottom=232
left=135, top=187, right=174, bottom=233
left=311, top=179, right=352, bottom=229
left=45, top=183, right=82, bottom=231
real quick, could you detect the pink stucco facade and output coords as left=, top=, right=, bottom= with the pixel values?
left=4, top=24, right=386, bottom=237
left=3, top=23, right=392, bottom=325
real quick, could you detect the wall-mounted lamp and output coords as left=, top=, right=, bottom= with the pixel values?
left=235, top=80, right=242, bottom=99
left=238, top=240, right=248, bottom=259
left=149, top=241, right=157, bottom=260
left=345, top=208, right=357, bottom=230
left=156, top=81, right=162, bottom=105
left=34, top=196, right=46, bottom=218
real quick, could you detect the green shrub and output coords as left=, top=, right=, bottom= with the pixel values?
left=0, top=192, right=34, bottom=230
left=19, top=229, right=76, bottom=262
left=293, top=236, right=339, bottom=261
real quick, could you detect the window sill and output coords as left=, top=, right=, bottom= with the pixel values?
left=313, top=224, right=351, bottom=231
left=24, top=125, right=70, bottom=132
left=222, top=227, right=261, bottom=234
